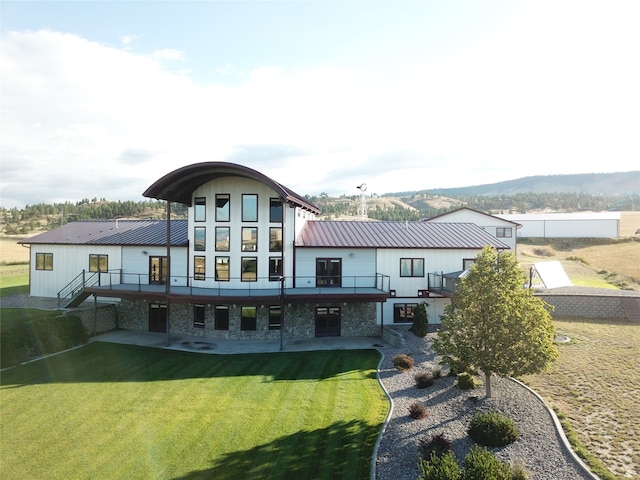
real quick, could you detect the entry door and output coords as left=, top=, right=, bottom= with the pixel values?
left=315, top=307, right=341, bottom=337
left=149, top=256, right=168, bottom=284
left=149, top=304, right=167, bottom=333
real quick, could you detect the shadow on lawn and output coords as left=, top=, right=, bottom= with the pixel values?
left=0, top=342, right=382, bottom=386
left=173, top=419, right=376, bottom=480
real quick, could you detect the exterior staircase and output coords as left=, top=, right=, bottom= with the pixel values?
left=58, top=270, right=100, bottom=308
left=621, top=297, right=640, bottom=323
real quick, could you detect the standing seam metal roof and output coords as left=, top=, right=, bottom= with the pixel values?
left=18, top=220, right=188, bottom=246
left=295, top=221, right=510, bottom=249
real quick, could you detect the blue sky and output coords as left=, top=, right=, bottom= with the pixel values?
left=1, top=1, right=639, bottom=208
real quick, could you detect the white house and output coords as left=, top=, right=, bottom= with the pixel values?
left=20, top=162, right=510, bottom=341
left=496, top=212, right=621, bottom=238
left=423, top=207, right=520, bottom=251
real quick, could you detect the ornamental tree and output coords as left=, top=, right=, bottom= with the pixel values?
left=432, top=246, right=559, bottom=398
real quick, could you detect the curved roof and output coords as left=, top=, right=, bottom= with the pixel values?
left=143, top=162, right=320, bottom=213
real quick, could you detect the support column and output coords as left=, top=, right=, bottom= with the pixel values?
left=166, top=200, right=172, bottom=346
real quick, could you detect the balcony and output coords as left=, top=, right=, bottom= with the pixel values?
left=76, top=270, right=391, bottom=306
left=426, top=271, right=465, bottom=297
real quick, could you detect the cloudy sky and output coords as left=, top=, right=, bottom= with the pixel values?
left=1, top=1, right=639, bottom=208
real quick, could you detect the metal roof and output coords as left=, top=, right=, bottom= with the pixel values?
left=295, top=221, right=511, bottom=249
left=18, top=220, right=188, bottom=247
left=143, top=161, right=320, bottom=213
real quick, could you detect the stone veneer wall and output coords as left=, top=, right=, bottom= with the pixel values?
left=66, top=303, right=117, bottom=335
left=117, top=299, right=381, bottom=340
left=535, top=293, right=627, bottom=320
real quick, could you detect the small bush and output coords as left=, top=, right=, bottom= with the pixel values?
left=566, top=255, right=589, bottom=264
left=468, top=411, right=519, bottom=447
left=432, top=368, right=443, bottom=379
left=443, top=357, right=474, bottom=377
left=418, top=451, right=460, bottom=480
left=419, top=433, right=452, bottom=460
left=510, top=459, right=530, bottom=480
left=409, top=402, right=429, bottom=420
left=455, top=372, right=479, bottom=390
left=415, top=371, right=435, bottom=389
left=392, top=354, right=414, bottom=371
left=410, top=302, right=429, bottom=337
left=461, top=445, right=511, bottom=480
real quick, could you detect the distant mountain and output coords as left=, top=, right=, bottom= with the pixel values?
left=398, top=172, right=640, bottom=197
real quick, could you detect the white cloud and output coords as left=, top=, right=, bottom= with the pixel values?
left=151, top=48, right=185, bottom=61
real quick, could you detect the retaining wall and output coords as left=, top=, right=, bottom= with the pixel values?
left=535, top=292, right=632, bottom=320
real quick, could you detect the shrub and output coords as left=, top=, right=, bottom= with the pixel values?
left=455, top=372, right=479, bottom=390
left=468, top=411, right=519, bottom=447
left=392, top=354, right=414, bottom=371
left=409, top=402, right=429, bottom=420
left=415, top=371, right=435, bottom=389
left=419, top=433, right=452, bottom=460
left=432, top=368, right=443, bottom=379
left=461, top=445, right=511, bottom=480
left=418, top=451, right=460, bottom=480
left=410, top=302, right=429, bottom=337
left=510, top=459, right=530, bottom=480
left=443, top=357, right=473, bottom=377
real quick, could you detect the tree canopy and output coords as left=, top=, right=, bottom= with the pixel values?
left=432, top=246, right=559, bottom=397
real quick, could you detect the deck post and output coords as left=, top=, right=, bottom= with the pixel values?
left=166, top=200, right=172, bottom=346
left=279, top=275, right=285, bottom=351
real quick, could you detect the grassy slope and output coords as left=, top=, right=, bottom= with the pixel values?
left=0, top=343, right=389, bottom=480
left=523, top=319, right=640, bottom=480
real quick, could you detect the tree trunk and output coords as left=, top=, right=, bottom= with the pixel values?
left=485, top=372, right=492, bottom=398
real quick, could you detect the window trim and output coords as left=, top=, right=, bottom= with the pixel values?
left=194, top=226, right=206, bottom=251
left=269, top=227, right=282, bottom=252
left=241, top=257, right=258, bottom=282
left=270, top=198, right=283, bottom=223
left=194, top=255, right=206, bottom=281
left=241, top=306, right=257, bottom=331
left=316, top=258, right=342, bottom=287
left=393, top=303, right=418, bottom=324
left=214, top=305, right=229, bottom=330
left=241, top=226, right=258, bottom=252
left=215, top=256, right=230, bottom=281
left=194, top=304, right=205, bottom=329
left=269, top=256, right=283, bottom=281
left=400, top=258, right=425, bottom=277
left=496, top=227, right=512, bottom=238
left=269, top=305, right=282, bottom=330
left=215, top=194, right=230, bottom=222
left=35, top=252, right=53, bottom=271
left=215, top=226, right=230, bottom=251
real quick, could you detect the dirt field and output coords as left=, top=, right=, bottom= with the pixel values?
left=0, top=235, right=31, bottom=265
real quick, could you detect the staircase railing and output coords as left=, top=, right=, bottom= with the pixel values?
left=57, top=270, right=101, bottom=307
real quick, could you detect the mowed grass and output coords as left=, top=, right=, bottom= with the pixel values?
left=522, top=319, right=640, bottom=480
left=0, top=264, right=29, bottom=296
left=0, top=343, right=389, bottom=480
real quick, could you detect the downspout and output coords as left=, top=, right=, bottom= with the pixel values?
left=166, top=200, right=172, bottom=346
left=22, top=243, right=31, bottom=296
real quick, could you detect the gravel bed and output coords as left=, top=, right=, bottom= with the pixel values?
left=375, top=327, right=596, bottom=480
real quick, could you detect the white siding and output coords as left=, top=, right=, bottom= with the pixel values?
left=498, top=212, right=620, bottom=238
left=428, top=209, right=517, bottom=251
left=121, top=246, right=188, bottom=287
left=294, top=248, right=377, bottom=288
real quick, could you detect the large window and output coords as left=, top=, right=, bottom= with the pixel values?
left=269, top=227, right=282, bottom=252
left=241, top=306, right=257, bottom=331
left=394, top=303, right=418, bottom=323
left=241, top=257, right=257, bottom=282
left=216, top=194, right=230, bottom=222
left=496, top=227, right=512, bottom=238
left=400, top=258, right=424, bottom=277
left=194, top=227, right=206, bottom=251
left=242, top=194, right=258, bottom=222
left=214, top=305, right=229, bottom=330
left=316, top=258, right=342, bottom=287
left=194, top=197, right=206, bottom=222
left=269, top=305, right=281, bottom=330
left=215, top=256, right=229, bottom=281
left=194, top=304, right=205, bottom=329
left=89, top=254, right=108, bottom=272
left=242, top=227, right=258, bottom=252
left=35, top=253, right=53, bottom=271
left=215, top=227, right=230, bottom=251
left=194, top=256, right=206, bottom=281
left=270, top=198, right=283, bottom=223
left=269, top=257, right=282, bottom=281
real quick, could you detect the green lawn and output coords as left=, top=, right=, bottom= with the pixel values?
left=0, top=264, right=29, bottom=296
left=0, top=342, right=389, bottom=480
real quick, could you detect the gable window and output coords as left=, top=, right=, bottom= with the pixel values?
left=194, top=197, right=206, bottom=222
left=214, top=305, right=229, bottom=330
left=36, top=253, right=53, bottom=271
left=316, top=258, right=342, bottom=287
left=194, top=304, right=205, bottom=329
left=216, top=194, right=230, bottom=222
left=241, top=306, right=257, bottom=331
left=194, top=227, right=206, bottom=251
left=242, top=194, right=258, bottom=222
left=242, top=227, right=258, bottom=252
left=497, top=227, right=512, bottom=238
left=89, top=254, right=108, bottom=272
left=269, top=227, right=282, bottom=252
left=269, top=305, right=281, bottom=330
left=394, top=303, right=417, bottom=323
left=215, top=227, right=230, bottom=251
left=400, top=258, right=424, bottom=277
left=463, top=258, right=475, bottom=270
left=215, top=256, right=229, bottom=281
left=194, top=256, right=206, bottom=281
left=241, top=257, right=258, bottom=282
left=270, top=198, right=283, bottom=223
left=269, top=257, right=282, bottom=281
